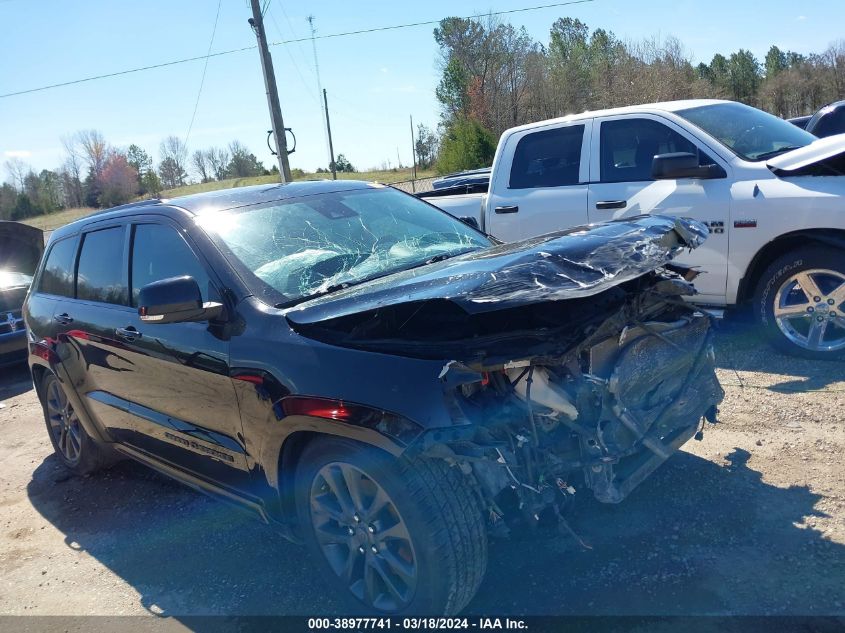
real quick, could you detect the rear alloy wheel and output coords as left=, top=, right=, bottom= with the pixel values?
left=40, top=373, right=113, bottom=474
left=754, top=247, right=845, bottom=359
left=295, top=438, right=487, bottom=615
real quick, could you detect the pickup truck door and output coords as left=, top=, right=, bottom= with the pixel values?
left=587, top=114, right=732, bottom=303
left=486, top=120, right=592, bottom=241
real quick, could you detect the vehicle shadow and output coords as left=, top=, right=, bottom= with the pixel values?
left=0, top=362, right=33, bottom=400
left=714, top=309, right=845, bottom=393
left=26, top=445, right=844, bottom=617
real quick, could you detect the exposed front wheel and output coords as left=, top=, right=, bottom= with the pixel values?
left=754, top=247, right=845, bottom=359
left=295, top=438, right=487, bottom=615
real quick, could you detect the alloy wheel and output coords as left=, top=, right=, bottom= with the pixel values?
left=45, top=379, right=83, bottom=464
left=309, top=462, right=417, bottom=612
left=773, top=268, right=845, bottom=352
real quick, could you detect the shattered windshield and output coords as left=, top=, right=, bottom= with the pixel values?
left=677, top=102, right=816, bottom=161
left=198, top=186, right=491, bottom=305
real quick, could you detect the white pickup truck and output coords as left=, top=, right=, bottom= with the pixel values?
left=420, top=99, right=845, bottom=359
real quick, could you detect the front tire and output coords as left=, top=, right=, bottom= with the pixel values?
left=39, top=372, right=114, bottom=475
left=295, top=437, right=487, bottom=615
left=753, top=247, right=845, bottom=359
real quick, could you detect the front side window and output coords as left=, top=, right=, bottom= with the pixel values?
left=130, top=224, right=210, bottom=306
left=510, top=125, right=584, bottom=189
left=36, top=237, right=77, bottom=298
left=76, top=227, right=127, bottom=305
left=600, top=118, right=713, bottom=183
left=197, top=187, right=491, bottom=305
left=677, top=102, right=815, bottom=161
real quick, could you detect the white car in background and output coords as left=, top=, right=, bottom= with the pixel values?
left=420, top=99, right=845, bottom=359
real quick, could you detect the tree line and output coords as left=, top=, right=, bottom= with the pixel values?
left=432, top=15, right=845, bottom=173
left=1, top=132, right=275, bottom=222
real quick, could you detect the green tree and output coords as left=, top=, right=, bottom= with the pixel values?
left=728, top=49, right=761, bottom=103
left=330, top=154, right=355, bottom=173
left=436, top=117, right=495, bottom=175
left=226, top=141, right=264, bottom=177
left=765, top=45, right=788, bottom=78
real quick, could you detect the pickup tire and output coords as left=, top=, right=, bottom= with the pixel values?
left=295, top=437, right=487, bottom=615
left=753, top=247, right=845, bottom=359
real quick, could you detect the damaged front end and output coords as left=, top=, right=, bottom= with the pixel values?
left=286, top=215, right=724, bottom=532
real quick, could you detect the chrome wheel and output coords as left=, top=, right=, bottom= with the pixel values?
left=774, top=268, right=845, bottom=352
left=309, top=462, right=417, bottom=612
left=45, top=378, right=82, bottom=464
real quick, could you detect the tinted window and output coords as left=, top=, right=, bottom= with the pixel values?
left=601, top=118, right=714, bottom=183
left=808, top=105, right=845, bottom=138
left=36, top=237, right=77, bottom=297
left=510, top=125, right=584, bottom=188
left=76, top=227, right=127, bottom=305
left=131, top=224, right=210, bottom=306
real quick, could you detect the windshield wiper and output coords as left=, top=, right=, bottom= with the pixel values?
left=754, top=145, right=804, bottom=160
left=425, top=253, right=456, bottom=264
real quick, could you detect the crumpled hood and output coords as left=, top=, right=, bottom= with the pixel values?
left=767, top=133, right=845, bottom=172
left=285, top=215, right=707, bottom=326
left=0, top=221, right=43, bottom=277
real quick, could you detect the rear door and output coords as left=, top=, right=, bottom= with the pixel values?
left=587, top=114, right=732, bottom=302
left=486, top=120, right=592, bottom=240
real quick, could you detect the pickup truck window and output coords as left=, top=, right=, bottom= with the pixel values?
left=600, top=118, right=708, bottom=183
left=509, top=125, right=584, bottom=189
left=677, top=102, right=814, bottom=161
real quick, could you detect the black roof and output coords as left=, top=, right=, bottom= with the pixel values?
left=50, top=180, right=378, bottom=241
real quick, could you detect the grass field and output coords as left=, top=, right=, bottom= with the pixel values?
left=21, top=167, right=438, bottom=232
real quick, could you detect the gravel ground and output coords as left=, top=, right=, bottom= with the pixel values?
left=0, top=314, right=843, bottom=617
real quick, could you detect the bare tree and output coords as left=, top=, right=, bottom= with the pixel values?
left=77, top=129, right=109, bottom=177
left=4, top=157, right=28, bottom=191
left=159, top=136, right=188, bottom=187
left=60, top=135, right=85, bottom=207
left=192, top=149, right=211, bottom=183
left=207, top=146, right=230, bottom=181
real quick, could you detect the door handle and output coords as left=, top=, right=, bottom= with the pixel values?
left=494, top=205, right=519, bottom=214
left=115, top=326, right=142, bottom=343
left=53, top=313, right=73, bottom=325
left=595, top=200, right=627, bottom=210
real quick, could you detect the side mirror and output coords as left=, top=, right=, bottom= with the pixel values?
left=458, top=216, right=480, bottom=230
left=138, top=276, right=223, bottom=324
left=652, top=152, right=726, bottom=180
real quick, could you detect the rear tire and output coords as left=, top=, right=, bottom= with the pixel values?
left=753, top=247, right=845, bottom=360
left=39, top=372, right=115, bottom=475
left=294, top=437, right=487, bottom=615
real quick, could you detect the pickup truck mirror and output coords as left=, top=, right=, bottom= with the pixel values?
left=458, top=216, right=481, bottom=230
left=652, top=152, right=725, bottom=180
left=138, top=276, right=223, bottom=324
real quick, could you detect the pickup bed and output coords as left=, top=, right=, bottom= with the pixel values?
left=419, top=99, right=845, bottom=359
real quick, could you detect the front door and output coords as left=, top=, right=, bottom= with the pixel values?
left=587, top=114, right=732, bottom=302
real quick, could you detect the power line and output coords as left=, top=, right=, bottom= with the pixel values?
left=184, top=0, right=223, bottom=148
left=0, top=0, right=596, bottom=99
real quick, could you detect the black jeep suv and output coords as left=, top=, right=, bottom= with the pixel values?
left=24, top=181, right=722, bottom=614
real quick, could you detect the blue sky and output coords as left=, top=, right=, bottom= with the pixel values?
left=1, top=0, right=843, bottom=181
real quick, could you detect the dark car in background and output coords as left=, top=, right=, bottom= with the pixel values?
left=789, top=100, right=845, bottom=137
left=0, top=221, right=43, bottom=367
left=24, top=181, right=723, bottom=614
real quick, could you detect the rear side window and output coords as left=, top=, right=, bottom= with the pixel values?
left=36, top=237, right=77, bottom=297
left=130, top=224, right=210, bottom=306
left=76, top=227, right=127, bottom=305
left=600, top=118, right=714, bottom=183
left=509, top=125, right=584, bottom=189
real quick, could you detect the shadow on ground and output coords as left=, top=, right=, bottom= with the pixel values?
left=714, top=309, right=845, bottom=392
left=27, top=443, right=845, bottom=617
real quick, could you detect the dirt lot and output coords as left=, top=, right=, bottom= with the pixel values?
left=0, top=315, right=843, bottom=618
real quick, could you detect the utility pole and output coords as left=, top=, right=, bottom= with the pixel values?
left=248, top=0, right=291, bottom=182
left=410, top=115, right=417, bottom=182
left=323, top=89, right=336, bottom=180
